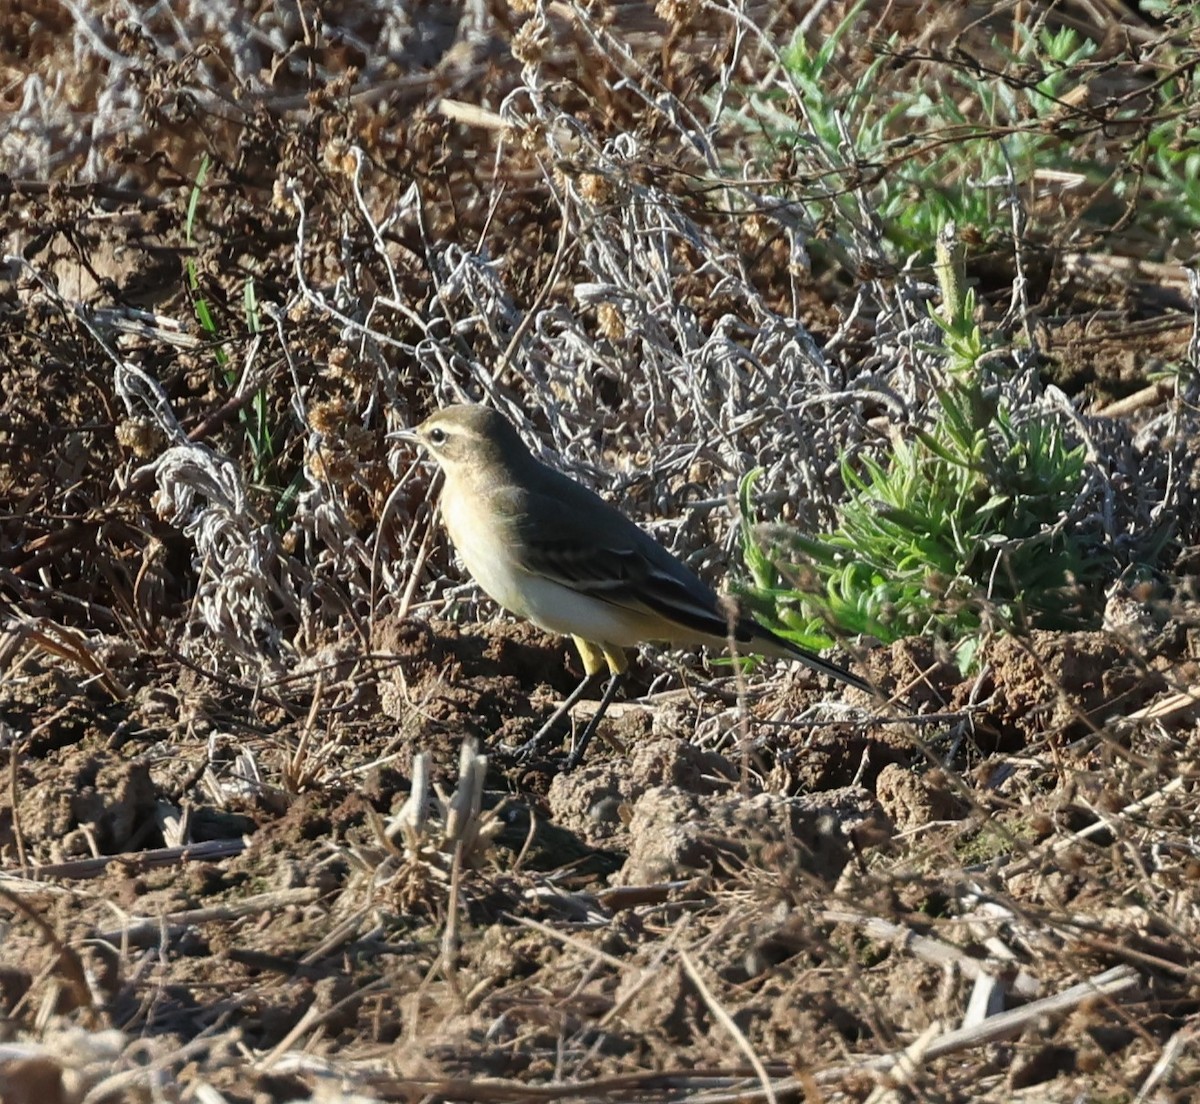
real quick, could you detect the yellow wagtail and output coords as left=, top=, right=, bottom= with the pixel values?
left=393, top=403, right=870, bottom=767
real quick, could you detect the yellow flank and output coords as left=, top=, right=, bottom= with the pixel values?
left=573, top=635, right=629, bottom=677
left=601, top=641, right=630, bottom=676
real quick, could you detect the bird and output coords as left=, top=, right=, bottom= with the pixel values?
left=392, top=403, right=871, bottom=768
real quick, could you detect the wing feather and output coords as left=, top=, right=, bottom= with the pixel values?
left=490, top=475, right=731, bottom=641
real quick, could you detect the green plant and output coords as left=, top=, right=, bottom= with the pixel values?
left=185, top=156, right=277, bottom=486
left=1126, top=100, right=1200, bottom=233
left=185, top=154, right=228, bottom=370
left=747, top=19, right=1118, bottom=258
left=883, top=25, right=1100, bottom=252
left=739, top=231, right=1097, bottom=668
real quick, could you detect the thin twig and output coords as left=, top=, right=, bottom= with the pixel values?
left=679, top=948, right=777, bottom=1104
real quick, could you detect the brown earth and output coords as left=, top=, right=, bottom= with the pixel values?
left=1, top=610, right=1197, bottom=1099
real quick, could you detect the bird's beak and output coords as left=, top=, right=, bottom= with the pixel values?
left=387, top=427, right=420, bottom=446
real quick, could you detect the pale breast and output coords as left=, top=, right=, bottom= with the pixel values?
left=440, top=486, right=534, bottom=618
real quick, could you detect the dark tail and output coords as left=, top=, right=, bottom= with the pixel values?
left=741, top=618, right=873, bottom=695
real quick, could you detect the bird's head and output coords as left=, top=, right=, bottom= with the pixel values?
left=390, top=403, right=530, bottom=477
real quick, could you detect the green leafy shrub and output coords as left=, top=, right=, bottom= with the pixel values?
left=740, top=233, right=1099, bottom=668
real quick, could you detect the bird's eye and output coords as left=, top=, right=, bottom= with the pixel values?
left=427, top=427, right=448, bottom=446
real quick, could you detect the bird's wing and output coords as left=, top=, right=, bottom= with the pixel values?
left=494, top=481, right=733, bottom=641
left=490, top=480, right=873, bottom=693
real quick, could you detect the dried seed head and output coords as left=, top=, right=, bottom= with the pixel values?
left=327, top=345, right=353, bottom=377
left=116, top=416, right=165, bottom=459
left=577, top=171, right=614, bottom=205
left=743, top=212, right=769, bottom=245
left=511, top=18, right=548, bottom=66
left=309, top=398, right=351, bottom=438
left=596, top=302, right=625, bottom=341
left=325, top=347, right=378, bottom=391
left=322, top=137, right=356, bottom=177
left=513, top=119, right=546, bottom=153
left=655, top=0, right=697, bottom=30
left=309, top=443, right=355, bottom=483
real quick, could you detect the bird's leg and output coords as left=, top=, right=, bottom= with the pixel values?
left=514, top=669, right=603, bottom=761
left=564, top=668, right=628, bottom=770
left=514, top=638, right=629, bottom=766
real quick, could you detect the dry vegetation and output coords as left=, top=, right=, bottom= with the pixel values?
left=1, top=0, right=1199, bottom=1101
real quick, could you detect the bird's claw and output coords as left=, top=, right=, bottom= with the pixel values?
left=498, top=730, right=558, bottom=767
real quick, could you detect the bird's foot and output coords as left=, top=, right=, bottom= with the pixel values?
left=562, top=745, right=588, bottom=772
left=502, top=721, right=566, bottom=765
left=498, top=729, right=589, bottom=773
left=509, top=735, right=552, bottom=764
